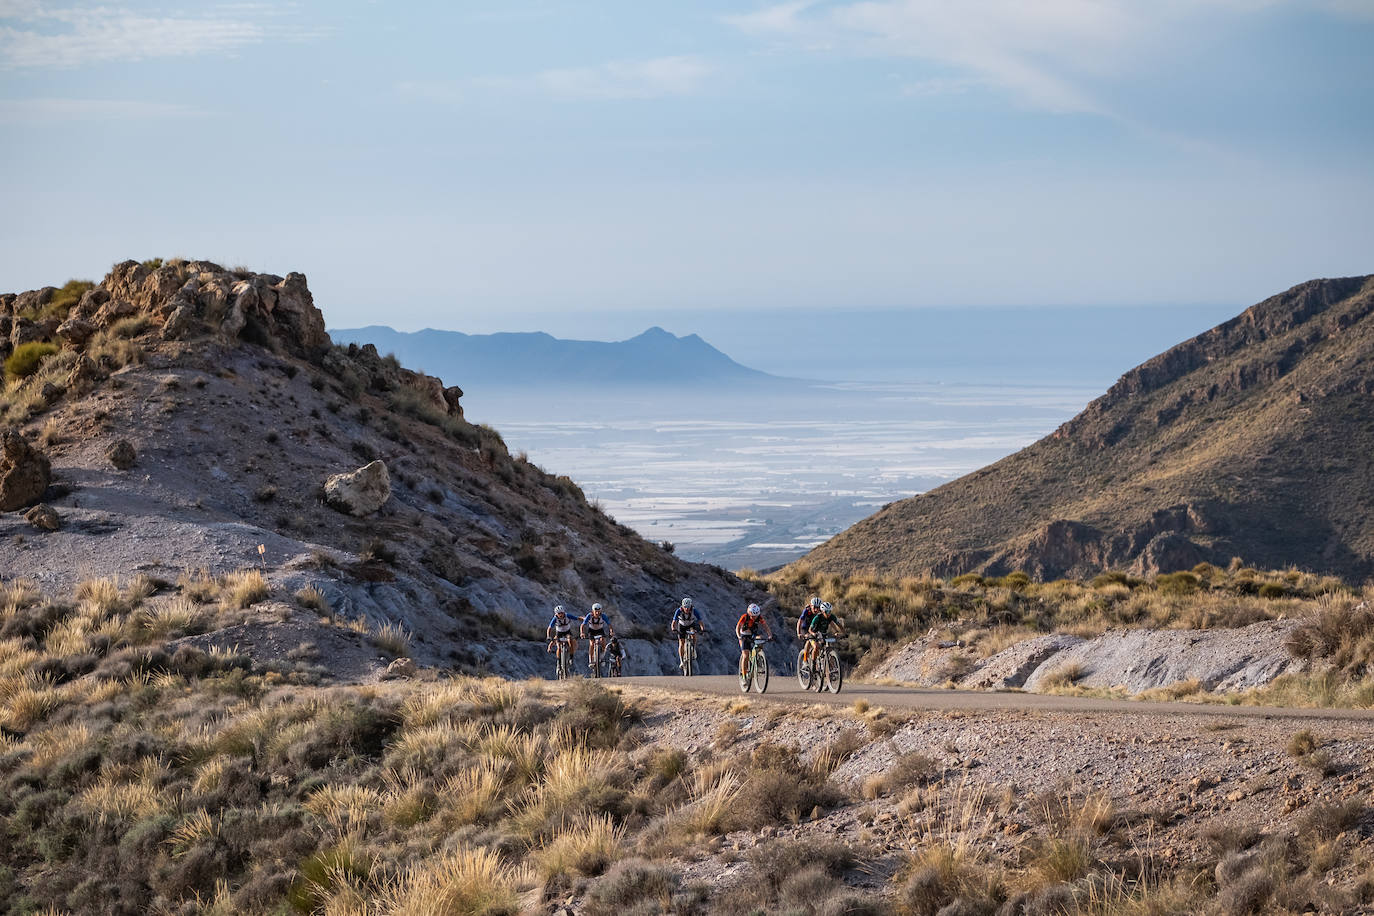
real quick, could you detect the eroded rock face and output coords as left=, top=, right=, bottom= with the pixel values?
left=57, top=318, right=96, bottom=349
left=324, top=460, right=391, bottom=516
left=0, top=431, right=51, bottom=512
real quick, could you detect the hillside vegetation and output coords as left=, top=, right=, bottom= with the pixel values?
left=802, top=274, right=1374, bottom=581
left=3, top=576, right=1374, bottom=915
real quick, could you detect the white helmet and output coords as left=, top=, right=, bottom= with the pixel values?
left=554, top=605, right=566, bottom=616
left=591, top=602, right=603, bottom=613
left=747, top=603, right=761, bottom=617
left=820, top=602, right=833, bottom=613
left=681, top=597, right=693, bottom=609
left=809, top=596, right=821, bottom=609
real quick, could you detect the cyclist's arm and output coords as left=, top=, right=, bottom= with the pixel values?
left=761, top=618, right=774, bottom=638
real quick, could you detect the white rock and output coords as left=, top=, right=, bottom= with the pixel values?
left=324, top=460, right=391, bottom=516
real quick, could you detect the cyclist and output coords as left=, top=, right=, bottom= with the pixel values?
left=605, top=634, right=629, bottom=675
left=797, top=596, right=822, bottom=665
left=580, top=602, right=614, bottom=670
left=806, top=601, right=845, bottom=654
left=670, top=597, right=705, bottom=670
left=546, top=605, right=579, bottom=661
left=735, top=603, right=773, bottom=678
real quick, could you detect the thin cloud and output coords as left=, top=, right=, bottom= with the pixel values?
left=0, top=3, right=322, bottom=69
left=725, top=0, right=1374, bottom=116
left=0, top=97, right=207, bottom=122
left=478, top=56, right=714, bottom=101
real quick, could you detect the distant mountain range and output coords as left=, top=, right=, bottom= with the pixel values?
left=330, top=325, right=782, bottom=389
left=802, top=274, right=1374, bottom=581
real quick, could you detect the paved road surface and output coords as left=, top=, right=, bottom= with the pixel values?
left=616, top=675, right=1374, bottom=722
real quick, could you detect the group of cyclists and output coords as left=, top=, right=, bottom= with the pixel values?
left=544, top=594, right=845, bottom=678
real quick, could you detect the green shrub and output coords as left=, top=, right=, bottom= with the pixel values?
left=1258, top=583, right=1286, bottom=599
left=1157, top=571, right=1202, bottom=596
left=43, top=279, right=94, bottom=320
left=4, top=342, right=59, bottom=381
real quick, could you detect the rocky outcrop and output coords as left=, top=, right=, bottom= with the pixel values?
left=324, top=460, right=391, bottom=516
left=0, top=431, right=51, bottom=512
left=56, top=318, right=96, bottom=349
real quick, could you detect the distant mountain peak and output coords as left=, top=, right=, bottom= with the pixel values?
left=330, top=324, right=785, bottom=390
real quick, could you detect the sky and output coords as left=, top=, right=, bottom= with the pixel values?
left=2, top=0, right=1372, bottom=332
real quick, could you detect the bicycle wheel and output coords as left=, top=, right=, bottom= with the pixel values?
left=556, top=644, right=568, bottom=680
left=825, top=649, right=843, bottom=693
left=685, top=640, right=696, bottom=677
left=591, top=642, right=602, bottom=679
left=754, top=649, right=769, bottom=694
left=796, top=648, right=810, bottom=690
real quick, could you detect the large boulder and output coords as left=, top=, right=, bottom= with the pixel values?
left=106, top=439, right=136, bottom=470
left=0, top=431, right=51, bottom=511
left=324, top=460, right=391, bottom=516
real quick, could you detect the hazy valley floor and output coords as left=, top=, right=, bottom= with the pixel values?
left=467, top=379, right=1098, bottom=570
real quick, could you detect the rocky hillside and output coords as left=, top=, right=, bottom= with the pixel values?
left=0, top=259, right=760, bottom=678
left=802, top=274, right=1374, bottom=579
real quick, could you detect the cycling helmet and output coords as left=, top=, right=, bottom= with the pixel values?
left=747, top=603, right=761, bottom=617
left=809, top=596, right=821, bottom=609
left=554, top=605, right=566, bottom=616
left=591, top=603, right=603, bottom=612
left=681, top=597, right=693, bottom=609
left=820, top=602, right=833, bottom=614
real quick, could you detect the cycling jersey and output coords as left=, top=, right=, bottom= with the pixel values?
left=809, top=613, right=838, bottom=636
left=583, top=614, right=610, bottom=637
left=736, top=613, right=765, bottom=634
left=549, top=614, right=578, bottom=636
left=672, top=608, right=703, bottom=631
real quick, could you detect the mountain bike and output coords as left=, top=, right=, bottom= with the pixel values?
left=797, top=638, right=820, bottom=690
left=819, top=635, right=844, bottom=693
left=553, top=635, right=573, bottom=680
left=588, top=635, right=608, bottom=679
left=608, top=650, right=623, bottom=677
left=739, top=635, right=770, bottom=694
left=680, top=629, right=698, bottom=676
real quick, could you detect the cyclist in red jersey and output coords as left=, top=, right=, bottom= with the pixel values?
left=735, top=603, right=773, bottom=678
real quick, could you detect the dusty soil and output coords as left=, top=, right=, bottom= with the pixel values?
left=617, top=679, right=1374, bottom=906
left=873, top=619, right=1307, bottom=695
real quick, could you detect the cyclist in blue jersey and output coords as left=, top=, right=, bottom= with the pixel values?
left=670, top=597, right=705, bottom=670
left=546, top=605, right=580, bottom=659
left=580, top=602, right=614, bottom=670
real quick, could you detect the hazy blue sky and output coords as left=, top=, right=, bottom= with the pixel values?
left=2, top=1, right=1371, bottom=329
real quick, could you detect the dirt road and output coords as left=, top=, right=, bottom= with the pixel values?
left=617, top=675, right=1374, bottom=721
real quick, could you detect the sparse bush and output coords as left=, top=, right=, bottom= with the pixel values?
left=1040, top=661, right=1086, bottom=689
left=222, top=569, right=269, bottom=608
left=295, top=586, right=328, bottom=614
left=371, top=621, right=411, bottom=658
left=5, top=342, right=59, bottom=381
left=584, top=858, right=677, bottom=916
left=109, top=315, right=152, bottom=338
